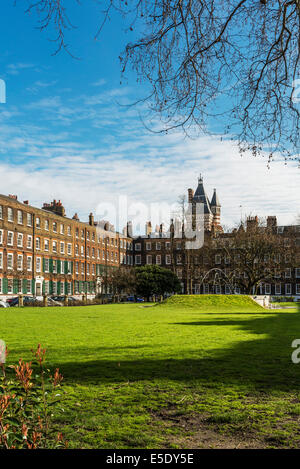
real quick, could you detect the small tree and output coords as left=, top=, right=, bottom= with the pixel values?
left=110, top=267, right=136, bottom=299
left=135, top=265, right=181, bottom=301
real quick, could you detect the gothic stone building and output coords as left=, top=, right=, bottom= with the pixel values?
left=132, top=176, right=300, bottom=298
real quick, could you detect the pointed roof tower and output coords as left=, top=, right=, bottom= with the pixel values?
left=211, top=188, right=221, bottom=207
left=192, top=174, right=212, bottom=214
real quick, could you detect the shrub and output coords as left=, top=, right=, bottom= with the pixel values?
left=0, top=345, right=67, bottom=449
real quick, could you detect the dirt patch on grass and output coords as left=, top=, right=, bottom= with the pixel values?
left=152, top=408, right=267, bottom=449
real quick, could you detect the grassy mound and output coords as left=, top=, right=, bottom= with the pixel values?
left=162, top=294, right=265, bottom=312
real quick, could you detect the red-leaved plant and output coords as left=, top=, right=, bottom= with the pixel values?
left=0, top=345, right=67, bottom=449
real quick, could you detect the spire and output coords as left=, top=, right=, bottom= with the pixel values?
left=192, top=175, right=212, bottom=214
left=211, top=188, right=221, bottom=207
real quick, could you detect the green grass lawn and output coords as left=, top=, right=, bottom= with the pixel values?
left=1, top=295, right=300, bottom=449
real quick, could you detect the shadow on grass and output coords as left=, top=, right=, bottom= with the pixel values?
left=52, top=306, right=300, bottom=392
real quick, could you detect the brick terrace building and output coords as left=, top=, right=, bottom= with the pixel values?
left=0, top=194, right=133, bottom=298
left=0, top=176, right=299, bottom=300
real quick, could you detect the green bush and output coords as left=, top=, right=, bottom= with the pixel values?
left=0, top=345, right=67, bottom=449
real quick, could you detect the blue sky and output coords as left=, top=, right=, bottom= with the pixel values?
left=0, top=1, right=298, bottom=232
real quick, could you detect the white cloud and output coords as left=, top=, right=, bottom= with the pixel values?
left=0, top=83, right=298, bottom=234
left=0, top=127, right=297, bottom=233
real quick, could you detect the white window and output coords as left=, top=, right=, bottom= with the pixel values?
left=81, top=263, right=84, bottom=274
left=27, top=235, right=32, bottom=249
left=156, top=242, right=161, bottom=251
left=7, top=279, right=13, bottom=294
left=53, top=260, right=57, bottom=274
left=166, top=254, right=171, bottom=265
left=0, top=206, right=2, bottom=219
left=135, top=243, right=141, bottom=251
left=60, top=224, right=64, bottom=234
left=0, top=252, right=3, bottom=268
left=296, top=284, right=300, bottom=295
left=165, top=242, right=170, bottom=250
left=75, top=262, right=79, bottom=274
left=275, top=284, right=281, bottom=295
left=52, top=282, right=57, bottom=295
left=36, top=237, right=41, bottom=250
left=27, top=213, right=32, bottom=226
left=296, top=268, right=300, bottom=278
left=265, top=284, right=271, bottom=294
left=67, top=243, right=72, bottom=255
left=285, top=254, right=291, bottom=264
left=27, top=280, right=32, bottom=294
left=17, top=254, right=23, bottom=271
left=36, top=257, right=41, bottom=272
left=44, top=239, right=49, bottom=251
left=67, top=261, right=72, bottom=274
left=156, top=255, right=161, bottom=265
left=81, top=246, right=84, bottom=256
left=7, top=207, right=13, bottom=222
left=86, top=231, right=90, bottom=241
left=53, top=222, right=57, bottom=233
left=285, top=284, right=292, bottom=295
left=45, top=219, right=49, bottom=230
left=67, top=282, right=72, bottom=294
left=17, top=210, right=23, bottom=225
left=87, top=264, right=90, bottom=275
left=135, top=255, right=141, bottom=265
left=27, top=256, right=32, bottom=271
left=44, top=258, right=49, bottom=273
left=215, top=254, right=221, bottom=264
left=285, top=268, right=291, bottom=278
left=67, top=226, right=71, bottom=236
left=7, top=253, right=13, bottom=269
left=146, top=255, right=152, bottom=265
left=7, top=231, right=14, bottom=246
left=44, top=281, right=49, bottom=295
left=0, top=230, right=3, bottom=244
left=36, top=217, right=41, bottom=228
left=53, top=241, right=57, bottom=253
left=176, top=242, right=181, bottom=250
left=17, top=233, right=23, bottom=248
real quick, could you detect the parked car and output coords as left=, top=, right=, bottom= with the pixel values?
left=50, top=295, right=78, bottom=304
left=127, top=296, right=144, bottom=303
left=0, top=300, right=10, bottom=308
left=47, top=297, right=63, bottom=307
left=7, top=296, right=37, bottom=307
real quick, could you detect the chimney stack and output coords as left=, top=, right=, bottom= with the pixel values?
left=145, top=221, right=152, bottom=237
left=89, top=212, right=94, bottom=226
left=267, top=216, right=277, bottom=228
left=188, top=188, right=194, bottom=203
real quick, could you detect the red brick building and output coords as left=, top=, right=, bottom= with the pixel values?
left=0, top=194, right=133, bottom=298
